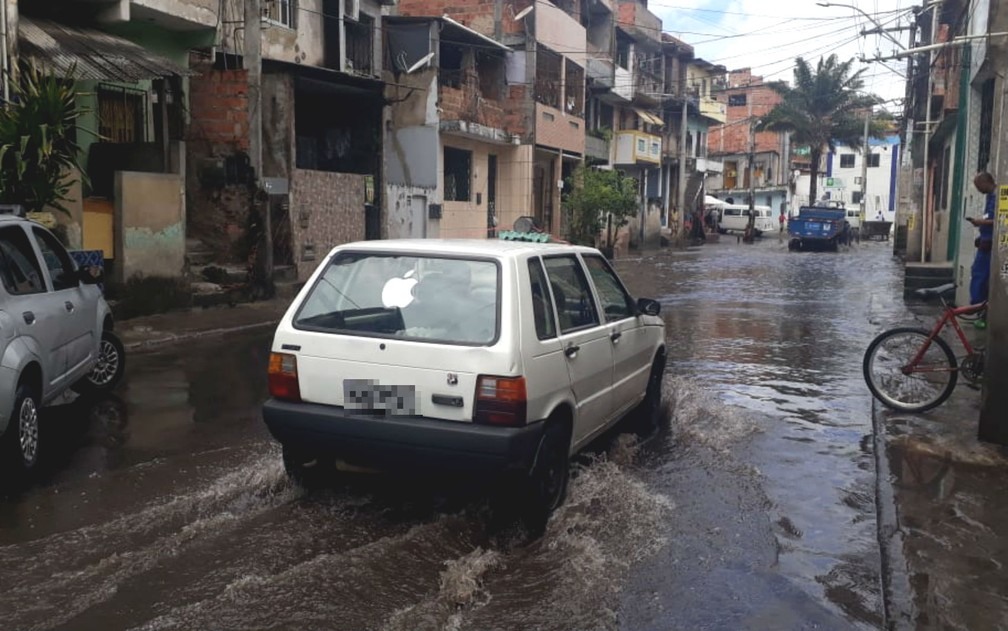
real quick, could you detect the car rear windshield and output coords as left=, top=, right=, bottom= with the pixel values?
left=294, top=252, right=500, bottom=345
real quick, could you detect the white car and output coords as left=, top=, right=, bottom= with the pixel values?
left=262, top=239, right=666, bottom=517
left=0, top=214, right=126, bottom=477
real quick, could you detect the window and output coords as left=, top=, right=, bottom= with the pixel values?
left=868, top=153, right=881, bottom=168
left=98, top=84, right=147, bottom=143
left=583, top=255, right=635, bottom=322
left=852, top=191, right=863, bottom=204
left=294, top=253, right=499, bottom=345
left=543, top=256, right=599, bottom=333
left=728, top=94, right=746, bottom=107
left=443, top=147, right=472, bottom=202
left=854, top=176, right=862, bottom=185
left=33, top=228, right=77, bottom=291
left=840, top=154, right=855, bottom=168
left=263, top=0, right=296, bottom=28
left=528, top=258, right=557, bottom=339
left=0, top=227, right=45, bottom=295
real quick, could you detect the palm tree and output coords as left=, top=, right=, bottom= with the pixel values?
left=759, top=55, right=885, bottom=205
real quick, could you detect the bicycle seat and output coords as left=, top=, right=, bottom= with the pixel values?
left=914, top=283, right=956, bottom=300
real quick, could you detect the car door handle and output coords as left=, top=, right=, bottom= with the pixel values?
left=65, top=301, right=75, bottom=313
left=564, top=344, right=580, bottom=358
left=610, top=330, right=622, bottom=343
left=23, top=311, right=35, bottom=325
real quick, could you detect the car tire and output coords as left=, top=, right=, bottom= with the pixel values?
left=72, top=330, right=126, bottom=394
left=2, top=382, right=42, bottom=476
left=520, top=422, right=571, bottom=530
left=631, top=353, right=666, bottom=433
left=282, top=445, right=331, bottom=490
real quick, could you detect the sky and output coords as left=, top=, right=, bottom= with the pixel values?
left=650, top=0, right=914, bottom=113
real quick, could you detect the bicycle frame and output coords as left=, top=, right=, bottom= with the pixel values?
left=906, top=301, right=987, bottom=374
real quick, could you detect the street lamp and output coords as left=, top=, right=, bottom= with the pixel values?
left=816, top=2, right=906, bottom=50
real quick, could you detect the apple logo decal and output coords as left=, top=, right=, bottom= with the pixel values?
left=381, top=270, right=418, bottom=308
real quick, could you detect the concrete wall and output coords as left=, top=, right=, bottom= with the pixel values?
left=263, top=0, right=324, bottom=66
left=114, top=171, right=185, bottom=281
left=827, top=139, right=900, bottom=221
left=290, top=168, right=366, bottom=280
left=536, top=2, right=587, bottom=69
left=535, top=103, right=586, bottom=154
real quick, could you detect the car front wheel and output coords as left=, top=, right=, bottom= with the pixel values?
left=2, top=383, right=41, bottom=475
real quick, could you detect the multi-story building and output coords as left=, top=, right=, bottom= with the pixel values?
left=387, top=0, right=586, bottom=240
left=819, top=136, right=901, bottom=220
left=13, top=0, right=215, bottom=281
left=706, top=68, right=790, bottom=216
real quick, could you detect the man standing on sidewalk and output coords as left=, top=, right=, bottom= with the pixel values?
left=967, top=172, right=996, bottom=327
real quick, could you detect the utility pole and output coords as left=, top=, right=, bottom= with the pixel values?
left=920, top=4, right=938, bottom=263
left=245, top=0, right=273, bottom=292
left=861, top=110, right=870, bottom=221
left=677, top=95, right=688, bottom=235
left=744, top=116, right=757, bottom=242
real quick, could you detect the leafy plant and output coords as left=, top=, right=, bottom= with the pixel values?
left=563, top=164, right=638, bottom=246
left=0, top=61, right=89, bottom=215
left=758, top=55, right=886, bottom=204
left=588, top=126, right=613, bottom=142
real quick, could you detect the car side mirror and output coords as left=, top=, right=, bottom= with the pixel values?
left=636, top=298, right=660, bottom=316
left=77, top=265, right=103, bottom=285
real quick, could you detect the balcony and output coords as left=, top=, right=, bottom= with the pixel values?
left=613, top=66, right=632, bottom=101
left=587, top=54, right=615, bottom=89
left=614, top=130, right=661, bottom=166
left=585, top=134, right=611, bottom=162
left=696, top=157, right=722, bottom=174
left=699, top=96, right=726, bottom=123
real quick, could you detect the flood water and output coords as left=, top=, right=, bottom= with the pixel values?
left=0, top=237, right=915, bottom=630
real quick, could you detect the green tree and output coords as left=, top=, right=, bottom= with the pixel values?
left=0, top=62, right=88, bottom=216
left=563, top=164, right=638, bottom=247
left=759, top=54, right=886, bottom=204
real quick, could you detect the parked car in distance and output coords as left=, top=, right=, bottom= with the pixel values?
left=0, top=213, right=126, bottom=478
left=262, top=239, right=667, bottom=520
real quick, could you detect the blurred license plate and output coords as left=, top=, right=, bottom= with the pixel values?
left=343, top=380, right=416, bottom=415
left=807, top=222, right=821, bottom=230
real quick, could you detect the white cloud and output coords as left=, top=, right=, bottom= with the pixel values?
left=652, top=0, right=911, bottom=108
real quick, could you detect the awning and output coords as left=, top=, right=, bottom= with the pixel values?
left=633, top=107, right=664, bottom=127
left=19, top=16, right=193, bottom=82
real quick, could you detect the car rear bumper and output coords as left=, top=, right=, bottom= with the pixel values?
left=262, top=399, right=544, bottom=474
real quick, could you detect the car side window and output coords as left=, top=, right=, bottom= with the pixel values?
left=32, top=227, right=77, bottom=291
left=543, top=255, right=599, bottom=333
left=583, top=255, right=636, bottom=322
left=0, top=226, right=46, bottom=295
left=527, top=257, right=557, bottom=340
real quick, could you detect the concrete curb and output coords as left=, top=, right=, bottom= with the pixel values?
left=872, top=401, right=915, bottom=631
left=123, top=319, right=279, bottom=351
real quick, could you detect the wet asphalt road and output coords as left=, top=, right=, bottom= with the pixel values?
left=0, top=237, right=914, bottom=630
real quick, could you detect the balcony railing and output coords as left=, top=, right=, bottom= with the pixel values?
left=585, top=134, right=610, bottom=161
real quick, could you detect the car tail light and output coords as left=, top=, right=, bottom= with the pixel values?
left=474, top=375, right=527, bottom=427
left=268, top=352, right=301, bottom=402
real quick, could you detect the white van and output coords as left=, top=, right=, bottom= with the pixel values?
left=718, top=204, right=776, bottom=236
left=845, top=208, right=862, bottom=233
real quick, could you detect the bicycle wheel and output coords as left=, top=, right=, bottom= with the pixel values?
left=863, top=327, right=958, bottom=413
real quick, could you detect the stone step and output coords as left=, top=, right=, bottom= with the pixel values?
left=196, top=264, right=247, bottom=284
left=904, top=262, right=955, bottom=278
left=273, top=264, right=297, bottom=283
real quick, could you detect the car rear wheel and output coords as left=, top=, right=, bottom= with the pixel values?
left=2, top=383, right=41, bottom=475
left=521, top=422, right=571, bottom=529
left=72, top=330, right=126, bottom=394
left=282, top=445, right=332, bottom=490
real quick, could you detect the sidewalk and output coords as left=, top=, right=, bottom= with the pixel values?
left=116, top=298, right=291, bottom=351
left=873, top=323, right=1008, bottom=630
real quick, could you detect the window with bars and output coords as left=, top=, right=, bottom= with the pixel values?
left=97, top=84, right=148, bottom=143
left=444, top=147, right=472, bottom=202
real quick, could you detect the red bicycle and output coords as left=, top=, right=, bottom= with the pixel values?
left=863, top=283, right=987, bottom=412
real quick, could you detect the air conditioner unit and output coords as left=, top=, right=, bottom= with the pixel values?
left=344, top=0, right=360, bottom=21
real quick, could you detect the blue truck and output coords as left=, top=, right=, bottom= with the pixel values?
left=787, top=205, right=851, bottom=251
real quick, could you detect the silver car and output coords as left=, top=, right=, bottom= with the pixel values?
left=0, top=214, right=125, bottom=477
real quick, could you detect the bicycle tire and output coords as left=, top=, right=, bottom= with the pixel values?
left=863, top=327, right=958, bottom=413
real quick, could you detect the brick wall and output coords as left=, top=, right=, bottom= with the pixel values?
left=708, top=68, right=783, bottom=156
left=398, top=0, right=497, bottom=35
left=186, top=62, right=254, bottom=263
left=188, top=64, right=250, bottom=154
left=291, top=168, right=366, bottom=281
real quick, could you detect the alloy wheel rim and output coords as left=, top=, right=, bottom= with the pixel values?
left=90, top=339, right=120, bottom=386
left=19, top=397, right=38, bottom=465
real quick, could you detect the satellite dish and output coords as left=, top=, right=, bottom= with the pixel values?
left=405, top=52, right=435, bottom=74
left=513, top=5, right=533, bottom=20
